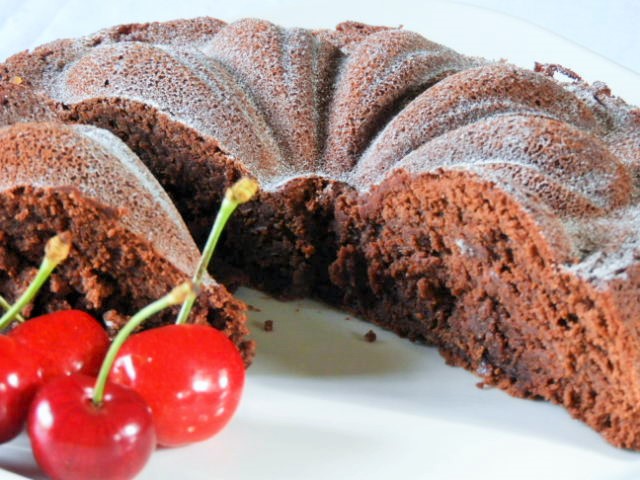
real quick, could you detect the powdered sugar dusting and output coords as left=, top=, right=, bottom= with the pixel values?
left=201, top=19, right=339, bottom=177
left=370, top=113, right=631, bottom=213
left=353, top=64, right=597, bottom=183
left=2, top=17, right=640, bottom=286
left=0, top=122, right=201, bottom=277
left=52, top=42, right=284, bottom=180
left=563, top=205, right=640, bottom=283
left=322, top=28, right=479, bottom=173
left=76, top=124, right=201, bottom=274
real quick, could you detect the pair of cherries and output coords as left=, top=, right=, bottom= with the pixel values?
left=0, top=178, right=258, bottom=480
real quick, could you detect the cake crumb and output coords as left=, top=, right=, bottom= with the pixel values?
left=364, top=329, right=377, bottom=342
left=263, top=319, right=274, bottom=332
left=476, top=382, right=495, bottom=390
left=247, top=304, right=261, bottom=312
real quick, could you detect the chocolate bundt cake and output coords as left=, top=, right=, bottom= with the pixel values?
left=0, top=83, right=253, bottom=363
left=2, top=17, right=640, bottom=449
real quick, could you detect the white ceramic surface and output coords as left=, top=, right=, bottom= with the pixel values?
left=1, top=2, right=639, bottom=479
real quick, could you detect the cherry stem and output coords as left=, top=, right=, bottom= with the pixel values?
left=0, top=295, right=24, bottom=323
left=0, top=233, right=71, bottom=330
left=175, top=177, right=259, bottom=325
left=93, top=282, right=196, bottom=406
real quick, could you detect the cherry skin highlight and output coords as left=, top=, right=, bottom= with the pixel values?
left=10, top=310, right=110, bottom=382
left=110, top=324, right=245, bottom=447
left=28, top=373, right=156, bottom=480
left=0, top=336, right=43, bottom=443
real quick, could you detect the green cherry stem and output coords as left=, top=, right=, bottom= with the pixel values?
left=0, top=232, right=71, bottom=330
left=0, top=295, right=24, bottom=322
left=93, top=281, right=196, bottom=405
left=175, top=177, right=259, bottom=325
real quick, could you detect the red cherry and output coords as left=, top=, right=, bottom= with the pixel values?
left=9, top=310, right=110, bottom=382
left=0, top=335, right=43, bottom=443
left=28, top=373, right=156, bottom=480
left=110, top=324, right=245, bottom=447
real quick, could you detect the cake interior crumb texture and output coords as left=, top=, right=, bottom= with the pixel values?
left=1, top=17, right=640, bottom=449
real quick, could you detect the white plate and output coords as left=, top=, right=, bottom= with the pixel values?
left=1, top=1, right=640, bottom=479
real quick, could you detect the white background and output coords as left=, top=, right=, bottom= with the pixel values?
left=462, top=0, right=639, bottom=74
left=1, top=0, right=639, bottom=74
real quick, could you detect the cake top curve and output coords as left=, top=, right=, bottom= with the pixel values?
left=0, top=121, right=203, bottom=277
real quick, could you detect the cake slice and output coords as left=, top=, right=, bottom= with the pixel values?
left=331, top=112, right=640, bottom=448
left=0, top=120, right=254, bottom=364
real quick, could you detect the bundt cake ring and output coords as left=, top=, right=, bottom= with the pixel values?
left=2, top=17, right=640, bottom=449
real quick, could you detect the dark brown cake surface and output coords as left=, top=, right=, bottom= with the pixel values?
left=2, top=17, right=640, bottom=448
